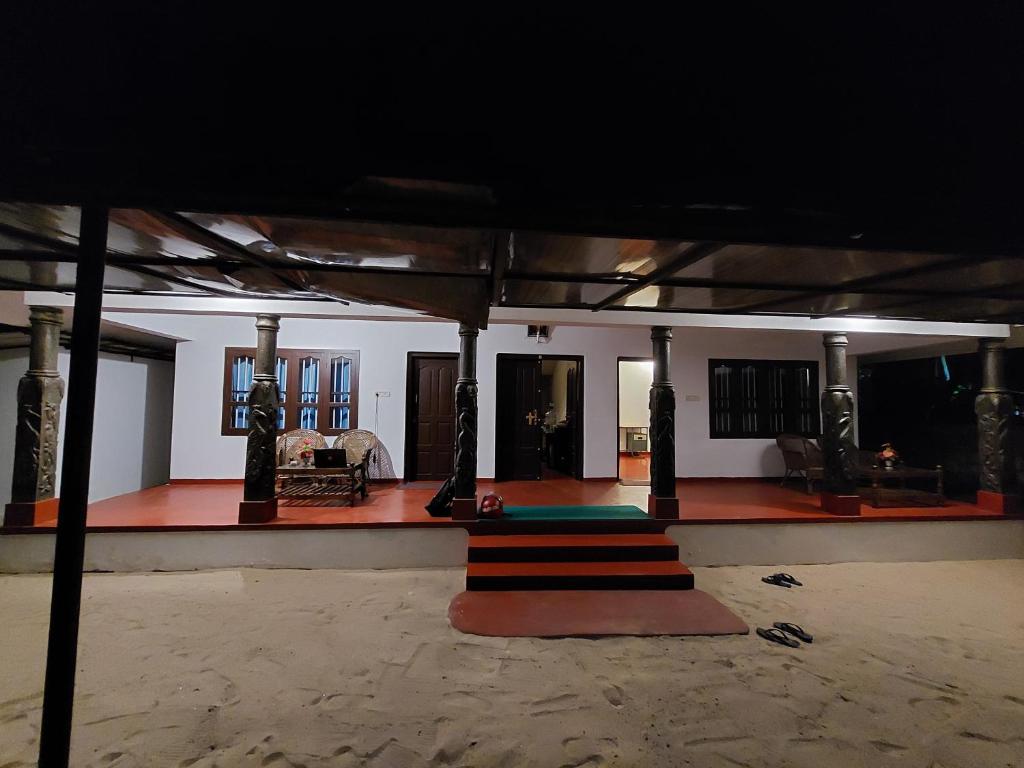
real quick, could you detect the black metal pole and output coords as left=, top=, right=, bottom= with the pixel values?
left=37, top=206, right=108, bottom=768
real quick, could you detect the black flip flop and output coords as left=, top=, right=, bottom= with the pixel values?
left=761, top=574, right=792, bottom=588
left=757, top=627, right=800, bottom=648
left=773, top=622, right=813, bottom=643
left=777, top=573, right=803, bottom=587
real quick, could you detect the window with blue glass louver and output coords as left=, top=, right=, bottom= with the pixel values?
left=223, top=348, right=359, bottom=436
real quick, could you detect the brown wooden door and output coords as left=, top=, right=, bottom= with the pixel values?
left=496, top=356, right=543, bottom=480
left=408, top=355, right=458, bottom=480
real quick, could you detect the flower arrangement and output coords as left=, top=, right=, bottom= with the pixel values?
left=298, top=437, right=316, bottom=466
left=876, top=442, right=900, bottom=469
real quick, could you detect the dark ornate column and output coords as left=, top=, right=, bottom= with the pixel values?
left=975, top=338, right=1019, bottom=513
left=820, top=332, right=860, bottom=515
left=238, top=314, right=281, bottom=523
left=452, top=324, right=480, bottom=520
left=5, top=306, right=65, bottom=527
left=648, top=326, right=679, bottom=519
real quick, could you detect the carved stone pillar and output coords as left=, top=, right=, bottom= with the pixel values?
left=820, top=332, right=860, bottom=515
left=648, top=326, right=679, bottom=519
left=4, top=306, right=65, bottom=527
left=452, top=324, right=479, bottom=520
left=238, top=314, right=281, bottom=523
left=975, top=338, right=1018, bottom=513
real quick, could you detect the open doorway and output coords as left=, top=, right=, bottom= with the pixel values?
left=495, top=354, right=584, bottom=480
left=617, top=357, right=653, bottom=485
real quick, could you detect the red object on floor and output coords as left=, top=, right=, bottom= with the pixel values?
left=448, top=589, right=748, bottom=637
left=3, top=497, right=59, bottom=527
left=976, top=490, right=1020, bottom=514
left=821, top=492, right=862, bottom=516
left=478, top=492, right=504, bottom=519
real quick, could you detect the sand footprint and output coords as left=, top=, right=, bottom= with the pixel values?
left=684, top=736, right=749, bottom=748
left=261, top=752, right=293, bottom=766
left=870, top=740, right=908, bottom=754
left=959, top=730, right=1004, bottom=743
left=909, top=695, right=960, bottom=708
left=533, top=693, right=579, bottom=709
left=429, top=740, right=468, bottom=765
left=601, top=684, right=625, bottom=708
left=558, top=755, right=604, bottom=768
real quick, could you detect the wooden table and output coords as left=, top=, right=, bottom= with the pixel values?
left=860, top=464, right=944, bottom=508
left=276, top=465, right=365, bottom=506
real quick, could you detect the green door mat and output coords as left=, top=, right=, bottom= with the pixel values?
left=499, top=505, right=648, bottom=520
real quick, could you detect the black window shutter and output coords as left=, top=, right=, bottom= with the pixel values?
left=710, top=358, right=819, bottom=439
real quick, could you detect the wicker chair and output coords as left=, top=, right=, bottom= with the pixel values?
left=276, top=429, right=327, bottom=467
left=776, top=434, right=824, bottom=494
left=332, top=429, right=378, bottom=499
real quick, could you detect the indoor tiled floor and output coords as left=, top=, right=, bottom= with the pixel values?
left=618, top=452, right=650, bottom=482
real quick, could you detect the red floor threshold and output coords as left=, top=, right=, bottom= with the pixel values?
left=448, top=589, right=749, bottom=637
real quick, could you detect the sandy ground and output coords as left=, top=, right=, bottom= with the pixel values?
left=1, top=561, right=1023, bottom=768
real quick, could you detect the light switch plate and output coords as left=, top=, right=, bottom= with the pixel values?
left=376, top=391, right=391, bottom=398
left=685, top=394, right=700, bottom=402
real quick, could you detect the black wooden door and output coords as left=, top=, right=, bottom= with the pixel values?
left=496, top=356, right=543, bottom=480
left=408, top=355, right=457, bottom=480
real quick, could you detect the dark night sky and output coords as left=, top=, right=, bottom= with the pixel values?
left=2, top=7, right=1023, bottom=253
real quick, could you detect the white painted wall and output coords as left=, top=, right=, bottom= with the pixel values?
left=118, top=314, right=840, bottom=481
left=0, top=349, right=174, bottom=514
left=76, top=353, right=176, bottom=503
left=672, top=328, right=827, bottom=477
left=619, top=361, right=653, bottom=427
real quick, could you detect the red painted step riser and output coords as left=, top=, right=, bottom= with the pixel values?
left=468, top=560, right=690, bottom=576
left=468, top=546, right=679, bottom=563
left=467, top=575, right=695, bottom=591
left=464, top=533, right=695, bottom=592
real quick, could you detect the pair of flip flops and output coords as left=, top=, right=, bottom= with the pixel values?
left=762, top=572, right=802, bottom=588
left=757, top=623, right=813, bottom=647
left=757, top=626, right=811, bottom=651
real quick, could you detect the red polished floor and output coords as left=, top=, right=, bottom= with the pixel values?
left=2, top=478, right=1015, bottom=533
left=618, top=452, right=650, bottom=482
